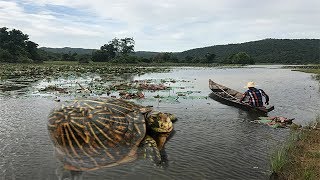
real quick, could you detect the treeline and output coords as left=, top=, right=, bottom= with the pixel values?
left=0, top=26, right=257, bottom=64
left=1, top=27, right=319, bottom=64
left=71, top=38, right=216, bottom=64
left=0, top=26, right=218, bottom=64
left=43, top=39, right=319, bottom=64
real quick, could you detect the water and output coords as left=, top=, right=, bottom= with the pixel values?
left=1, top=65, right=319, bottom=180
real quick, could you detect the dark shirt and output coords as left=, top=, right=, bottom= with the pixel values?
left=240, top=87, right=269, bottom=107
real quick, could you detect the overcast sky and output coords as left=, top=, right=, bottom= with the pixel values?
left=0, top=0, right=319, bottom=52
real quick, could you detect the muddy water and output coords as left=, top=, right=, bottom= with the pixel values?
left=0, top=65, right=319, bottom=180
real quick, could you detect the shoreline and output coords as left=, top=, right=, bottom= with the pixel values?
left=270, top=118, right=320, bottom=179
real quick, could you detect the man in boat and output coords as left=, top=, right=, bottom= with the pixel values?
left=239, top=82, right=269, bottom=107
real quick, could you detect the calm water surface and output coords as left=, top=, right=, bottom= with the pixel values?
left=1, top=65, right=319, bottom=180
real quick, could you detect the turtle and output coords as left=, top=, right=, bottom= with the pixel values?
left=47, top=97, right=176, bottom=172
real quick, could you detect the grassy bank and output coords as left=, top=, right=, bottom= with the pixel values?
left=286, top=65, right=320, bottom=81
left=295, top=68, right=320, bottom=81
left=270, top=117, right=320, bottom=180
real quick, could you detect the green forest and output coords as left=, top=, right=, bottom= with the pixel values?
left=176, top=38, right=320, bottom=64
left=1, top=27, right=319, bottom=64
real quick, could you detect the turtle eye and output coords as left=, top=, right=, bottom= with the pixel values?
left=151, top=113, right=160, bottom=119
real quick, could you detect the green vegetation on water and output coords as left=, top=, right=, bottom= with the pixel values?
left=0, top=62, right=169, bottom=79
left=0, top=62, right=207, bottom=102
left=0, top=62, right=170, bottom=96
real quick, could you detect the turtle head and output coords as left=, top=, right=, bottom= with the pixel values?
left=144, top=111, right=175, bottom=150
left=145, top=111, right=174, bottom=133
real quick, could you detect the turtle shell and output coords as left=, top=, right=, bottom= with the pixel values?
left=48, top=98, right=149, bottom=171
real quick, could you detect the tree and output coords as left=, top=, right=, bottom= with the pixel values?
left=110, top=38, right=120, bottom=54
left=0, top=27, right=9, bottom=46
left=100, top=43, right=117, bottom=59
left=203, top=53, right=216, bottom=63
left=92, top=50, right=109, bottom=62
left=152, top=52, right=176, bottom=63
left=78, top=54, right=91, bottom=63
left=119, top=38, right=135, bottom=56
left=62, top=51, right=77, bottom=61
left=5, top=29, right=29, bottom=56
left=0, top=27, right=41, bottom=63
left=92, top=42, right=116, bottom=62
left=26, top=41, right=41, bottom=62
left=184, top=55, right=194, bottom=63
left=234, top=52, right=254, bottom=64
left=0, top=48, right=13, bottom=62
left=92, top=37, right=136, bottom=62
left=224, top=52, right=254, bottom=65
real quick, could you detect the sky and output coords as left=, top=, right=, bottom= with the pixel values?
left=0, top=0, right=319, bottom=52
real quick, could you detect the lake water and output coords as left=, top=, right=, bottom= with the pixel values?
left=1, top=65, right=319, bottom=180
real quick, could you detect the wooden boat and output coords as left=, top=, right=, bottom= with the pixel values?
left=209, top=79, right=274, bottom=114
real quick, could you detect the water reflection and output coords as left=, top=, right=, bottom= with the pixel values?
left=52, top=133, right=175, bottom=180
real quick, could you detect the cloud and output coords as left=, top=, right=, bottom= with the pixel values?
left=1, top=0, right=319, bottom=51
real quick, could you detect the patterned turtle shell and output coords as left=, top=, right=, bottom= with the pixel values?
left=48, top=98, right=151, bottom=171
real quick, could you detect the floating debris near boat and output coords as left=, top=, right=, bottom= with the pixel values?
left=253, top=116, right=296, bottom=128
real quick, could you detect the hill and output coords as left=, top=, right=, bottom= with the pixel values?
left=40, top=47, right=96, bottom=55
left=40, top=47, right=159, bottom=58
left=177, top=39, right=320, bottom=64
left=134, top=51, right=159, bottom=58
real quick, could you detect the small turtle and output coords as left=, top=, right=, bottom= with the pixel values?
left=47, top=98, right=176, bottom=172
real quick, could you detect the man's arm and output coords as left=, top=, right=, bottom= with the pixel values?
left=239, top=92, right=247, bottom=103
left=261, top=89, right=269, bottom=105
